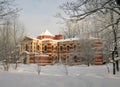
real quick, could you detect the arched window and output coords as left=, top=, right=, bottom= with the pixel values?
left=52, top=45, right=54, bottom=51
left=56, top=46, right=57, bottom=51
left=74, top=45, right=77, bottom=51
left=74, top=56, right=77, bottom=62
left=44, top=45, right=47, bottom=51
left=37, top=45, right=40, bottom=50
left=25, top=44, right=28, bottom=51
left=67, top=46, right=70, bottom=51
left=60, top=46, right=63, bottom=52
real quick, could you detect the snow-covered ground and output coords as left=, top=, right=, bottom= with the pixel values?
left=0, top=64, right=120, bottom=87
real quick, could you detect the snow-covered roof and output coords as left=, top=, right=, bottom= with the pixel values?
left=57, top=37, right=79, bottom=42
left=24, top=36, right=39, bottom=40
left=40, top=30, right=54, bottom=36
left=57, top=36, right=100, bottom=42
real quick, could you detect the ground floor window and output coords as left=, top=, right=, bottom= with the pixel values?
left=74, top=56, right=77, bottom=62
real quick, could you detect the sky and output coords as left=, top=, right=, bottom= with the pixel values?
left=15, top=0, right=68, bottom=37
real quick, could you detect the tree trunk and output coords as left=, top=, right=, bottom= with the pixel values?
left=110, top=5, right=119, bottom=74
left=116, top=60, right=119, bottom=71
left=112, top=51, right=116, bottom=75
left=113, top=62, right=116, bottom=75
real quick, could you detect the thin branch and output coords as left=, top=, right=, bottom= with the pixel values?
left=71, top=6, right=120, bottom=20
left=98, top=18, right=120, bottom=32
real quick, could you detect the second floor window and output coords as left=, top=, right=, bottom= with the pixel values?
left=44, top=45, right=47, bottom=51
left=60, top=46, right=63, bottom=52
left=52, top=46, right=54, bottom=51
left=25, top=44, right=28, bottom=51
left=74, top=45, right=77, bottom=51
left=37, top=45, right=40, bottom=50
left=67, top=46, right=70, bottom=51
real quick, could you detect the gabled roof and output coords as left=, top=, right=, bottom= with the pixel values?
left=40, top=30, right=54, bottom=36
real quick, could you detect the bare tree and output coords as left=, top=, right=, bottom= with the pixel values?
left=80, top=38, right=95, bottom=66
left=62, top=19, right=77, bottom=38
left=0, top=0, right=20, bottom=22
left=11, top=16, right=25, bottom=62
left=35, top=53, right=41, bottom=75
left=0, top=17, right=24, bottom=71
left=0, top=20, right=12, bottom=71
left=60, top=0, right=120, bottom=74
left=11, top=17, right=25, bottom=70
left=0, top=0, right=23, bottom=71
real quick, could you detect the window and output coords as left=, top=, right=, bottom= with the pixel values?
left=56, top=46, right=57, bottom=51
left=25, top=44, right=28, bottom=51
left=74, top=45, right=77, bottom=51
left=37, top=45, right=40, bottom=50
left=60, top=46, right=63, bottom=51
left=52, top=46, right=54, bottom=51
left=44, top=45, right=47, bottom=51
left=67, top=46, right=70, bottom=51
left=74, top=56, right=77, bottom=62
